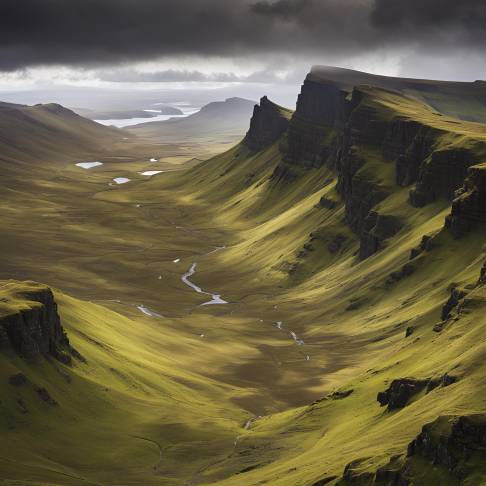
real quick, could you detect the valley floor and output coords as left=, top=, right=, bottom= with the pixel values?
left=0, top=133, right=485, bottom=486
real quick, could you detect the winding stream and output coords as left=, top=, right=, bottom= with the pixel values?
left=181, top=263, right=228, bottom=306
left=137, top=305, right=163, bottom=317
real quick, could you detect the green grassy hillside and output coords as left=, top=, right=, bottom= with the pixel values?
left=310, top=65, right=486, bottom=123
left=0, top=76, right=485, bottom=485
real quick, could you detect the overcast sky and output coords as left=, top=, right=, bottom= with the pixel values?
left=1, top=0, right=486, bottom=108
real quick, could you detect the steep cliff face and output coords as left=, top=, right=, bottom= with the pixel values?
left=333, top=92, right=394, bottom=244
left=285, top=79, right=348, bottom=167
left=282, top=83, right=408, bottom=258
left=382, top=119, right=441, bottom=187
left=279, top=73, right=486, bottom=260
left=0, top=282, right=70, bottom=362
left=445, top=163, right=486, bottom=238
left=335, top=414, right=486, bottom=485
left=410, top=148, right=478, bottom=207
left=243, top=96, right=291, bottom=152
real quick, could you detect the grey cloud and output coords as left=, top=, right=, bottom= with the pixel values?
left=249, top=0, right=312, bottom=20
left=0, top=0, right=485, bottom=72
left=97, top=68, right=293, bottom=84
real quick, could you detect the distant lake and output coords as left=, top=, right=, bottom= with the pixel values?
left=112, top=177, right=131, bottom=184
left=95, top=104, right=200, bottom=128
left=76, top=161, right=103, bottom=169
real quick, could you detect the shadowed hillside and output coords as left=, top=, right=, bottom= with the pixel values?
left=0, top=101, right=123, bottom=163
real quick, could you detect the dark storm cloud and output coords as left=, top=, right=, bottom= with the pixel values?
left=371, top=0, right=486, bottom=45
left=371, top=0, right=486, bottom=30
left=249, top=0, right=312, bottom=19
left=0, top=0, right=486, bottom=71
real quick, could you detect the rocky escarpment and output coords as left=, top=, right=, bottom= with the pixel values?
left=382, top=119, right=441, bottom=187
left=408, top=415, right=486, bottom=470
left=243, top=96, right=291, bottom=152
left=285, top=79, right=348, bottom=167
left=333, top=414, right=486, bottom=485
left=276, top=71, right=486, bottom=259
left=283, top=82, right=402, bottom=258
left=409, top=148, right=478, bottom=207
left=445, top=163, right=486, bottom=238
left=0, top=282, right=71, bottom=363
left=334, top=99, right=392, bottom=233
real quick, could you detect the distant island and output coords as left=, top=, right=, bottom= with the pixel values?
left=73, top=106, right=184, bottom=120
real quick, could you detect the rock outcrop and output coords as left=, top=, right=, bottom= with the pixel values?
left=0, top=282, right=71, bottom=362
left=341, top=458, right=375, bottom=485
left=435, top=260, right=486, bottom=331
left=409, top=234, right=434, bottom=259
left=385, top=262, right=415, bottom=286
left=445, top=162, right=486, bottom=238
left=318, top=196, right=338, bottom=210
left=284, top=83, right=400, bottom=258
left=243, top=96, right=291, bottom=152
left=377, top=378, right=429, bottom=411
left=410, top=148, right=478, bottom=207
left=382, top=119, right=440, bottom=187
left=359, top=212, right=403, bottom=260
left=441, top=286, right=468, bottom=320
left=268, top=71, right=486, bottom=259
left=479, top=260, right=486, bottom=285
left=407, top=414, right=486, bottom=472
left=310, top=475, right=338, bottom=486
left=336, top=414, right=486, bottom=485
left=377, top=375, right=457, bottom=411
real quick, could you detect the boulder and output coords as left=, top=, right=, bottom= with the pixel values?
left=377, top=378, right=429, bottom=411
left=405, top=326, right=415, bottom=337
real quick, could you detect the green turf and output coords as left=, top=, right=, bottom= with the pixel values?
left=0, top=86, right=485, bottom=485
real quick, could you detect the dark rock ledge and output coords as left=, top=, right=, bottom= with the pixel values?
left=0, top=283, right=72, bottom=363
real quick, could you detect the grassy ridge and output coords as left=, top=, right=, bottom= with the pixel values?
left=0, top=86, right=485, bottom=485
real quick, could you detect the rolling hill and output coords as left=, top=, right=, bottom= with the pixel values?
left=0, top=101, right=123, bottom=164
left=129, top=97, right=256, bottom=144
left=0, top=67, right=485, bottom=486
